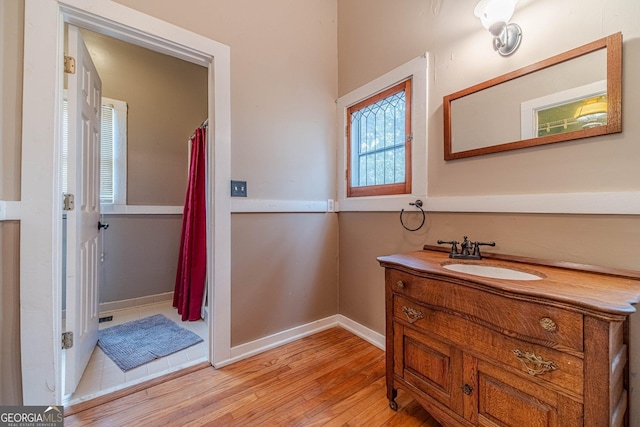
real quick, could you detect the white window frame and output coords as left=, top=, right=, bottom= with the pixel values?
left=520, top=80, right=607, bottom=140
left=337, top=54, right=428, bottom=211
left=62, top=95, right=127, bottom=207
left=100, top=96, right=128, bottom=209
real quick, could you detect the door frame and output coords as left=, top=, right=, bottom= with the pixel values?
left=21, top=0, right=231, bottom=404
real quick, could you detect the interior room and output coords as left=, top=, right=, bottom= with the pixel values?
left=2, top=0, right=640, bottom=425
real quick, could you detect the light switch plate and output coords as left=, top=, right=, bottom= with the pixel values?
left=231, top=180, right=247, bottom=197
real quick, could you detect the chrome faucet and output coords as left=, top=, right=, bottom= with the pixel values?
left=437, top=236, right=495, bottom=260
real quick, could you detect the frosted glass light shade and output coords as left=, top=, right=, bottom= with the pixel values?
left=474, top=0, right=518, bottom=34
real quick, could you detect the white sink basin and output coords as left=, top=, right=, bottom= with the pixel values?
left=442, top=263, right=543, bottom=281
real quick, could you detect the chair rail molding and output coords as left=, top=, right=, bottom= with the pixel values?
left=425, top=191, right=640, bottom=215
left=0, top=201, right=21, bottom=220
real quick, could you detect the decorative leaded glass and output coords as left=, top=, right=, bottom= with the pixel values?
left=350, top=89, right=406, bottom=187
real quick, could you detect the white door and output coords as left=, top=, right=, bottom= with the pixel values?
left=64, top=25, right=102, bottom=395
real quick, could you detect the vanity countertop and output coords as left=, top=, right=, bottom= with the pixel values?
left=378, top=249, right=640, bottom=316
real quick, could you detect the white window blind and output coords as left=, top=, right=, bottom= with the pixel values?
left=62, top=100, right=69, bottom=194
left=100, top=105, right=115, bottom=203
left=62, top=97, right=127, bottom=205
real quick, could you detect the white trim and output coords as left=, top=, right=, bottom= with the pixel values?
left=220, top=316, right=340, bottom=367
left=336, top=194, right=427, bottom=212
left=100, top=204, right=183, bottom=215
left=0, top=200, right=21, bottom=220
left=230, top=199, right=331, bottom=213
left=21, top=0, right=231, bottom=405
left=426, top=191, right=640, bottom=214
left=336, top=315, right=385, bottom=350
left=63, top=357, right=206, bottom=407
left=101, top=96, right=127, bottom=206
left=21, top=0, right=64, bottom=406
left=337, top=54, right=429, bottom=212
left=218, top=315, right=384, bottom=368
left=98, top=291, right=174, bottom=314
left=99, top=192, right=640, bottom=215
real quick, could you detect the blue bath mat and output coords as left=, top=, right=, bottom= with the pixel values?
left=98, top=314, right=203, bottom=371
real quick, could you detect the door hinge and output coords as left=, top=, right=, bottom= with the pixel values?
left=62, top=331, right=74, bottom=350
left=64, top=55, right=76, bottom=74
left=345, top=126, right=348, bottom=137
left=63, top=193, right=75, bottom=211
left=345, top=170, right=348, bottom=180
left=407, top=134, right=413, bottom=142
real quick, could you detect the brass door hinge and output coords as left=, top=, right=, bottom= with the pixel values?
left=62, top=331, right=74, bottom=349
left=64, top=55, right=76, bottom=74
left=63, top=193, right=75, bottom=211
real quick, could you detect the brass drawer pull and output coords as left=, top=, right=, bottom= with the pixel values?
left=402, top=306, right=424, bottom=323
left=513, top=349, right=557, bottom=376
left=397, top=280, right=405, bottom=288
left=539, top=317, right=557, bottom=332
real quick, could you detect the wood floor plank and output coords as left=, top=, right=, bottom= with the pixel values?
left=65, top=327, right=441, bottom=427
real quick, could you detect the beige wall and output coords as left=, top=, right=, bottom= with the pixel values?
left=115, top=0, right=338, bottom=201
left=0, top=0, right=23, bottom=405
left=99, top=215, right=182, bottom=303
left=80, top=29, right=207, bottom=206
left=114, top=0, right=340, bottom=346
left=338, top=0, right=640, bottom=422
left=339, top=0, right=640, bottom=196
left=231, top=213, right=338, bottom=346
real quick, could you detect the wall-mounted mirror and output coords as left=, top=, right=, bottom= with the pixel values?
left=444, top=32, right=622, bottom=160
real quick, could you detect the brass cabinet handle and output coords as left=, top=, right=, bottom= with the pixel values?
left=539, top=317, right=557, bottom=332
left=397, top=280, right=405, bottom=288
left=513, top=349, right=557, bottom=376
left=402, top=306, right=424, bottom=324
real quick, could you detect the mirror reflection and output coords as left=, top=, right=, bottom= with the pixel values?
left=444, top=33, right=621, bottom=160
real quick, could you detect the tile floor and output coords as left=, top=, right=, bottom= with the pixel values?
left=64, top=300, right=208, bottom=406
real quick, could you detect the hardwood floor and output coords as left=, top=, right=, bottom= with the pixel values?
left=65, top=327, right=441, bottom=426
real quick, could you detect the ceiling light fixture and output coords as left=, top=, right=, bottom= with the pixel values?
left=474, top=0, right=522, bottom=56
left=574, top=96, right=608, bottom=129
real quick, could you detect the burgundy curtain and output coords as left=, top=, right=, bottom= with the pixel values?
left=174, top=127, right=207, bottom=321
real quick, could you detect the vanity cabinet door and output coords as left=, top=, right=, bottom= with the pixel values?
left=463, top=357, right=583, bottom=427
left=394, top=323, right=464, bottom=416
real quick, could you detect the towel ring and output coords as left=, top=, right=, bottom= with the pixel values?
left=400, top=199, right=425, bottom=232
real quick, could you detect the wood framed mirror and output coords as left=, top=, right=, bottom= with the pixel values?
left=444, top=32, right=622, bottom=160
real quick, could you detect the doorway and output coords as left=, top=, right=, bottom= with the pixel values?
left=20, top=0, right=232, bottom=405
left=61, top=24, right=210, bottom=404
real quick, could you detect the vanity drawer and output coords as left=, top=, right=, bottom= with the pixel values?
left=389, top=269, right=584, bottom=353
left=393, top=294, right=584, bottom=397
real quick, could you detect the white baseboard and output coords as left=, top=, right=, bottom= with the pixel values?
left=99, top=292, right=174, bottom=314
left=336, top=315, right=385, bottom=350
left=215, top=314, right=384, bottom=368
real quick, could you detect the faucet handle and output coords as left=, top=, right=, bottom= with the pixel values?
left=437, top=240, right=459, bottom=257
left=437, top=240, right=456, bottom=245
left=473, top=241, right=496, bottom=258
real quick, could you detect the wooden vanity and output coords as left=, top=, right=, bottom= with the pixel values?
left=378, top=249, right=640, bottom=426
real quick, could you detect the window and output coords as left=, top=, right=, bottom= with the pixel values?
left=337, top=55, right=427, bottom=210
left=347, top=79, right=411, bottom=197
left=62, top=96, right=127, bottom=205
